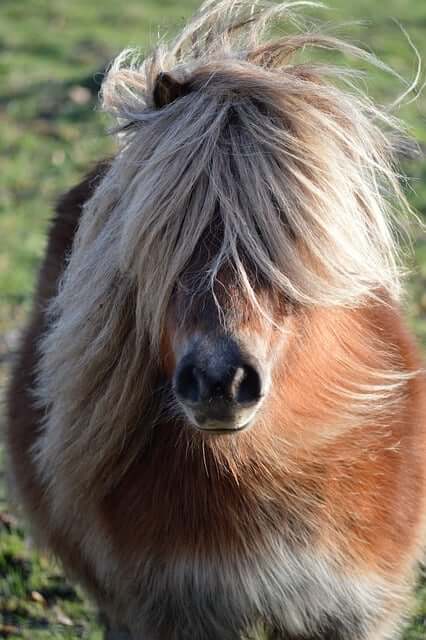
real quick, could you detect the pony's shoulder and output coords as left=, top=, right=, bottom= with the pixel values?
left=37, top=160, right=110, bottom=303
left=52, top=160, right=110, bottom=258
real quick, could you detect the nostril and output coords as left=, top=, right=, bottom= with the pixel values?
left=175, top=349, right=263, bottom=412
left=234, top=365, right=262, bottom=405
left=175, top=365, right=201, bottom=404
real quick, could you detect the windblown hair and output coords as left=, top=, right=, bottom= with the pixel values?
left=102, top=0, right=418, bottom=333
left=7, top=5, right=426, bottom=639
left=34, top=0, right=419, bottom=501
left=56, top=1, right=416, bottom=345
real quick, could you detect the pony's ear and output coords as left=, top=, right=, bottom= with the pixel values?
left=153, top=72, right=190, bottom=108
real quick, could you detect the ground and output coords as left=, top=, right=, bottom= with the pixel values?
left=0, top=0, right=425, bottom=638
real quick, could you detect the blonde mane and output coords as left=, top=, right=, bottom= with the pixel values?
left=95, top=0, right=415, bottom=343
left=34, top=0, right=418, bottom=503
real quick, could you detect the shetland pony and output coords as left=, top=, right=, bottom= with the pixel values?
left=6, top=1, right=426, bottom=639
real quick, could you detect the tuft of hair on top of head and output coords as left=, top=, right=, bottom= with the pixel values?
left=75, top=0, right=422, bottom=347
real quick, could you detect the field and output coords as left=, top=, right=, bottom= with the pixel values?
left=0, top=0, right=425, bottom=638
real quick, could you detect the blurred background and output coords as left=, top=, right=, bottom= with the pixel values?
left=0, top=0, right=425, bottom=638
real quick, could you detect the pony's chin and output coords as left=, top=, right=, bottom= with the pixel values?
left=195, top=422, right=251, bottom=436
left=189, top=416, right=255, bottom=436
left=179, top=402, right=258, bottom=435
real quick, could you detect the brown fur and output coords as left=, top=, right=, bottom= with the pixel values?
left=6, top=162, right=113, bottom=606
left=6, top=2, right=426, bottom=639
left=7, top=172, right=426, bottom=634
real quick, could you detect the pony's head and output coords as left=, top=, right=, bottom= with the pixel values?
left=36, top=0, right=417, bottom=497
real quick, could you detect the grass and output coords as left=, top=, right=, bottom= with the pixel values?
left=0, top=0, right=425, bottom=638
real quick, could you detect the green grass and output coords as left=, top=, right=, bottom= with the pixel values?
left=0, top=0, right=425, bottom=638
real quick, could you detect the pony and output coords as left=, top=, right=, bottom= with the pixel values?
left=6, top=1, right=426, bottom=639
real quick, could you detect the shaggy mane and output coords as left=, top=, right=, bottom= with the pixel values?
left=34, top=0, right=419, bottom=503
left=95, top=0, right=416, bottom=343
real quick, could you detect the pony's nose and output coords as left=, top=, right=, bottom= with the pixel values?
left=176, top=362, right=262, bottom=407
left=174, top=337, right=264, bottom=431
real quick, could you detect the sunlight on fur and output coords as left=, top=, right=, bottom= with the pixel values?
left=96, top=0, right=419, bottom=343
left=6, top=4, right=425, bottom=640
left=32, top=0, right=423, bottom=502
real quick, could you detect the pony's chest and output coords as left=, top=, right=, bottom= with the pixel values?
left=97, top=452, right=376, bottom=637
left=115, top=532, right=374, bottom=640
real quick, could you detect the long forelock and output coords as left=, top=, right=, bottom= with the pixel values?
left=84, top=0, right=417, bottom=346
